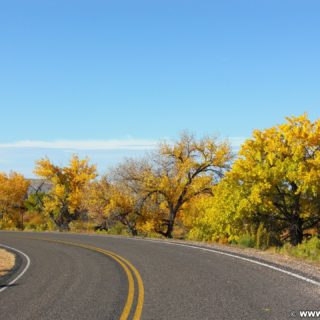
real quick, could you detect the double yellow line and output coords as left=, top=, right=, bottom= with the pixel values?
left=18, top=237, right=144, bottom=320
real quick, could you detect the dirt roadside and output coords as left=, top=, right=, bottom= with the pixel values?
left=0, top=249, right=15, bottom=277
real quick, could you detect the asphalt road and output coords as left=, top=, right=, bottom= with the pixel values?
left=0, top=231, right=319, bottom=320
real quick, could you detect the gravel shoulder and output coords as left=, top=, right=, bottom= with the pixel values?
left=0, top=248, right=15, bottom=277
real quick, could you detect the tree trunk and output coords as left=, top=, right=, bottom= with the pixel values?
left=20, top=210, right=24, bottom=230
left=289, top=217, right=303, bottom=246
left=50, top=210, right=71, bottom=232
left=130, top=227, right=138, bottom=236
left=58, top=222, right=70, bottom=232
left=165, top=213, right=175, bottom=238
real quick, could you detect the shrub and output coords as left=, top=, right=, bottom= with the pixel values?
left=256, top=223, right=269, bottom=250
left=280, top=236, right=320, bottom=262
left=238, top=233, right=255, bottom=248
left=106, top=222, right=129, bottom=236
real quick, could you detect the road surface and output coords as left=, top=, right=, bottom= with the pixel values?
left=0, top=231, right=319, bottom=320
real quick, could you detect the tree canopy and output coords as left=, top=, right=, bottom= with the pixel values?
left=0, top=172, right=30, bottom=229
left=34, top=155, right=97, bottom=230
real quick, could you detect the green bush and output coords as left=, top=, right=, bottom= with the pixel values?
left=238, top=233, right=255, bottom=248
left=280, top=236, right=320, bottom=262
left=256, top=223, right=269, bottom=250
left=106, top=222, right=129, bottom=236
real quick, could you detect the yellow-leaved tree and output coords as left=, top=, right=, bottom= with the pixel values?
left=0, top=172, right=30, bottom=229
left=117, top=133, right=233, bottom=238
left=186, top=177, right=246, bottom=243
left=104, top=182, right=144, bottom=236
left=230, top=114, right=320, bottom=245
left=82, top=177, right=111, bottom=231
left=83, top=175, right=143, bottom=235
left=34, top=155, right=97, bottom=231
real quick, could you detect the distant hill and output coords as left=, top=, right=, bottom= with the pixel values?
left=27, top=179, right=52, bottom=195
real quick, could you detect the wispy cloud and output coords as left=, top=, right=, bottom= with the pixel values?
left=0, top=137, right=247, bottom=152
left=0, top=139, right=158, bottom=151
left=0, top=137, right=247, bottom=177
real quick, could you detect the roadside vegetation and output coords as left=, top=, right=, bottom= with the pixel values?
left=0, top=114, right=319, bottom=262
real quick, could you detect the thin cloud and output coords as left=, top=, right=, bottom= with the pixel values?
left=0, top=139, right=158, bottom=151
left=0, top=137, right=247, bottom=151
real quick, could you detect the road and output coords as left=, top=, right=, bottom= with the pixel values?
left=0, top=231, right=319, bottom=320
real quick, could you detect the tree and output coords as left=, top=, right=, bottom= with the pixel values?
left=83, top=173, right=146, bottom=236
left=186, top=177, right=247, bottom=243
left=231, top=114, right=320, bottom=245
left=104, top=183, right=143, bottom=236
left=82, top=177, right=111, bottom=231
left=118, top=133, right=233, bottom=238
left=0, top=172, right=30, bottom=229
left=25, top=181, right=47, bottom=214
left=34, top=155, right=97, bottom=231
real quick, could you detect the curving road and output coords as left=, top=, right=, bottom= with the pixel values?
left=0, top=231, right=319, bottom=320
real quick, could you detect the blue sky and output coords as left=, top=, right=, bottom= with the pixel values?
left=1, top=0, right=320, bottom=177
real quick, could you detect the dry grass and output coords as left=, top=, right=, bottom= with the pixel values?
left=0, top=249, right=15, bottom=277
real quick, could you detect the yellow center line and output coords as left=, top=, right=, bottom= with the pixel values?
left=97, top=248, right=145, bottom=320
left=17, top=237, right=144, bottom=320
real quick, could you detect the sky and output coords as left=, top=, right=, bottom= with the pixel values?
left=0, top=0, right=320, bottom=177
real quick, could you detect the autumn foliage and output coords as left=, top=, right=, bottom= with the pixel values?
left=188, top=114, right=320, bottom=246
left=34, top=155, right=97, bottom=230
left=0, top=172, right=30, bottom=229
left=1, top=114, right=319, bottom=249
left=231, top=114, right=320, bottom=245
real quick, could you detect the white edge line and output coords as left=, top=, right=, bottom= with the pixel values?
left=0, top=244, right=31, bottom=293
left=103, top=235, right=320, bottom=287
left=170, top=242, right=320, bottom=287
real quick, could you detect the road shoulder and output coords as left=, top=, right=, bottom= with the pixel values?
left=0, top=247, right=22, bottom=288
